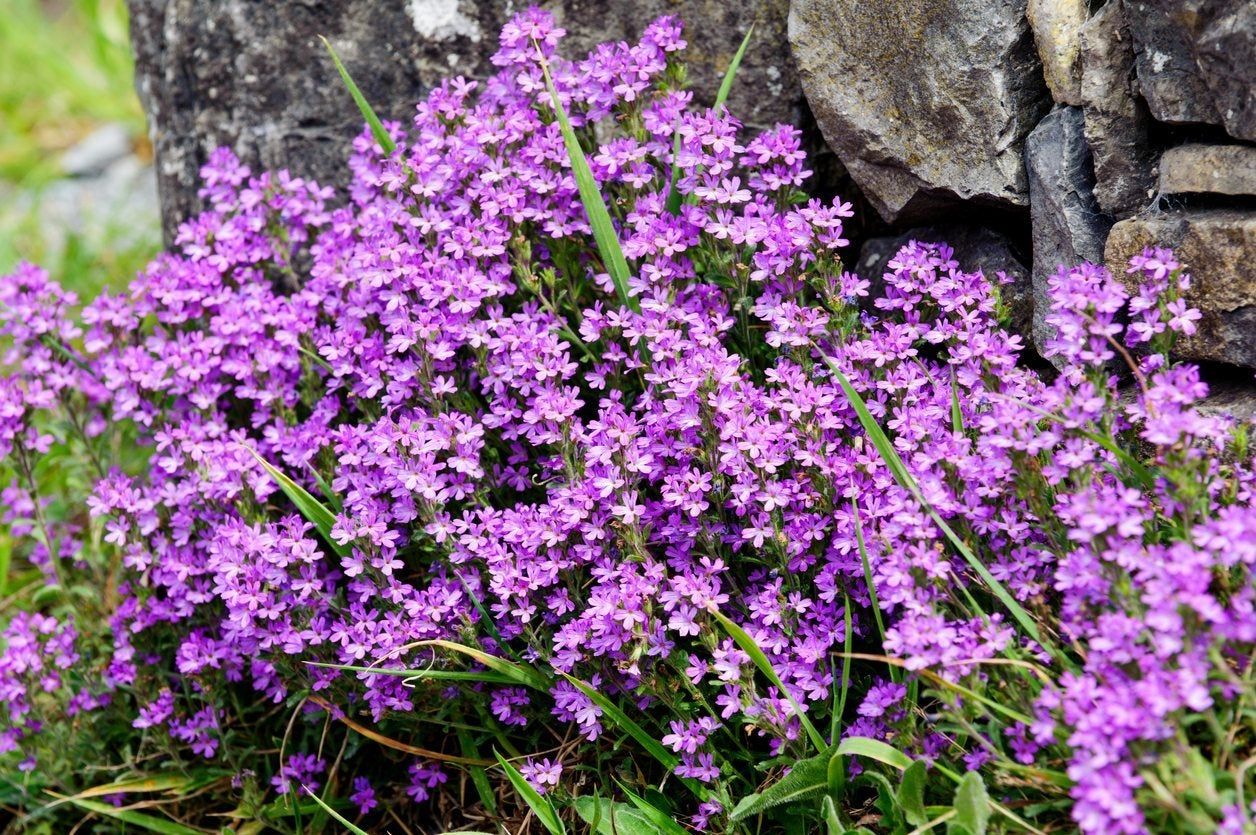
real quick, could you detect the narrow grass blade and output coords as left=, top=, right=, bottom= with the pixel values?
left=825, top=360, right=1045, bottom=647
left=851, top=500, right=900, bottom=684
left=308, top=660, right=519, bottom=688
left=246, top=448, right=350, bottom=559
left=949, top=368, right=964, bottom=434
left=320, top=36, right=395, bottom=154
left=559, top=674, right=710, bottom=802
left=535, top=50, right=638, bottom=314
left=420, top=639, right=550, bottom=691
left=302, top=788, right=370, bottom=835
left=831, top=592, right=853, bottom=743
left=62, top=798, right=202, bottom=835
left=714, top=24, right=755, bottom=109
left=709, top=608, right=826, bottom=752
left=307, top=695, right=493, bottom=765
left=617, top=783, right=690, bottom=835
left=458, top=726, right=499, bottom=817
left=496, top=751, right=566, bottom=835
left=559, top=675, right=676, bottom=771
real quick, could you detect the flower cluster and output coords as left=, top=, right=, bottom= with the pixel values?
left=0, top=9, right=1251, bottom=834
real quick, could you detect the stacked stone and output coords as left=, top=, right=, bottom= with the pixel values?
left=128, top=0, right=1254, bottom=376
left=791, top=0, right=1254, bottom=376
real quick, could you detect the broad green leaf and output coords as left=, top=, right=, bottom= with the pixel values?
left=536, top=52, right=639, bottom=315
left=898, top=760, right=929, bottom=827
left=320, top=37, right=396, bottom=154
left=709, top=608, right=826, bottom=752
left=247, top=448, right=350, bottom=559
left=825, top=360, right=1046, bottom=647
left=729, top=751, right=830, bottom=821
left=950, top=772, right=990, bottom=835
left=63, top=798, right=202, bottom=835
left=663, top=128, right=685, bottom=216
left=497, top=751, right=566, bottom=835
left=573, top=797, right=661, bottom=835
left=302, top=788, right=370, bottom=835
left=821, top=796, right=846, bottom=834
left=834, top=736, right=914, bottom=771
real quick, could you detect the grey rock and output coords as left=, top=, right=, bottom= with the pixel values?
left=1159, top=144, right=1256, bottom=197
left=1194, top=379, right=1256, bottom=424
left=789, top=0, right=1050, bottom=223
left=128, top=0, right=798, bottom=241
left=1079, top=0, right=1157, bottom=218
left=855, top=225, right=1033, bottom=335
left=1124, top=0, right=1255, bottom=140
left=60, top=124, right=134, bottom=177
left=1106, top=209, right=1256, bottom=368
left=1025, top=106, right=1112, bottom=358
left=1194, top=3, right=1256, bottom=141
left=1124, top=0, right=1218, bottom=125
left=1027, top=0, right=1088, bottom=105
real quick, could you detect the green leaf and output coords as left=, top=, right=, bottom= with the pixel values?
left=821, top=796, right=846, bottom=834
left=320, top=36, right=396, bottom=154
left=714, top=24, right=755, bottom=109
left=573, top=796, right=663, bottom=835
left=308, top=660, right=519, bottom=688
left=729, top=751, right=830, bottom=821
left=301, top=788, right=370, bottom=835
left=831, top=593, right=854, bottom=744
left=618, top=783, right=691, bottom=835
left=459, top=726, right=498, bottom=817
left=825, top=360, right=1046, bottom=647
left=535, top=51, right=639, bottom=315
left=709, top=608, right=827, bottom=752
left=951, top=772, right=990, bottom=835
left=0, top=536, right=11, bottom=596
left=851, top=500, right=899, bottom=684
left=663, top=128, right=685, bottom=216
left=496, top=751, right=566, bottom=835
left=62, top=798, right=202, bottom=835
left=247, top=448, right=350, bottom=559
left=559, top=675, right=704, bottom=796
left=833, top=736, right=914, bottom=771
left=898, top=760, right=929, bottom=827
left=422, top=639, right=550, bottom=691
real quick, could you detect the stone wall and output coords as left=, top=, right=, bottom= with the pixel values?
left=128, top=0, right=1254, bottom=375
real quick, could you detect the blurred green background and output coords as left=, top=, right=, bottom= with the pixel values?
left=0, top=0, right=160, bottom=298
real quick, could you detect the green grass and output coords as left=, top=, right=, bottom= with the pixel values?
left=0, top=0, right=158, bottom=298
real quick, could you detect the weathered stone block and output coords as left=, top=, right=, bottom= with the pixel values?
left=1079, top=0, right=1157, bottom=218
left=789, top=0, right=1050, bottom=223
left=1026, top=106, right=1111, bottom=358
left=1027, top=0, right=1088, bottom=105
left=1106, top=209, right=1256, bottom=369
left=1159, top=144, right=1256, bottom=197
left=128, top=0, right=798, bottom=240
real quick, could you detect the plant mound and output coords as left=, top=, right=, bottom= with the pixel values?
left=0, top=9, right=1252, bottom=834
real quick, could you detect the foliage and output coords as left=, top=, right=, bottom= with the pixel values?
left=0, top=8, right=1252, bottom=835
